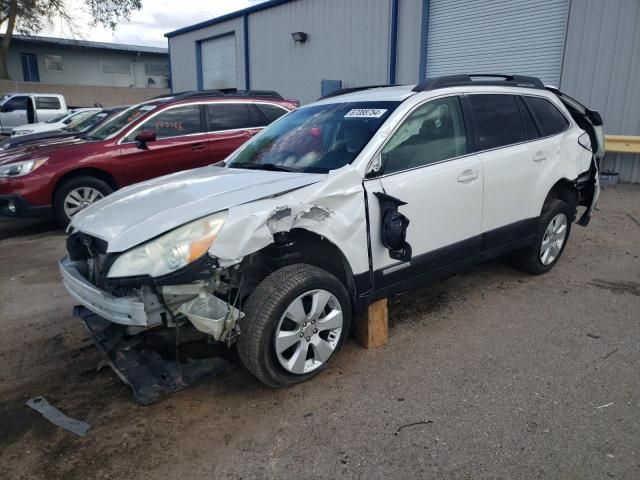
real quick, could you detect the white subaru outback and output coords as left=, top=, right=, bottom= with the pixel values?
left=60, top=75, right=603, bottom=399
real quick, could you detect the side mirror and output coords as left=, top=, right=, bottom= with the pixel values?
left=134, top=130, right=157, bottom=150
left=374, top=192, right=412, bottom=262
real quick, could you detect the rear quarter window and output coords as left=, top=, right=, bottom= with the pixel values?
left=256, top=104, right=289, bottom=123
left=35, top=97, right=62, bottom=110
left=524, top=96, right=570, bottom=137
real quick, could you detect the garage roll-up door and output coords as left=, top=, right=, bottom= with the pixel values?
left=425, top=0, right=569, bottom=86
left=200, top=33, right=236, bottom=89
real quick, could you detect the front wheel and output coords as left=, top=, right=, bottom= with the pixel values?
left=513, top=199, right=572, bottom=274
left=237, top=264, right=351, bottom=387
left=53, top=176, right=113, bottom=227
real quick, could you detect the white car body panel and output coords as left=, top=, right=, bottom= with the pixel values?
left=367, top=153, right=484, bottom=273
left=11, top=109, right=100, bottom=136
left=211, top=166, right=369, bottom=274
left=70, top=166, right=327, bottom=253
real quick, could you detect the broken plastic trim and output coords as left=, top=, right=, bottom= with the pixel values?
left=374, top=192, right=412, bottom=262
left=75, top=306, right=233, bottom=405
left=178, top=292, right=244, bottom=341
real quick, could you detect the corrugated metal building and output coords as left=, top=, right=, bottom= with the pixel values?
left=166, top=0, right=640, bottom=182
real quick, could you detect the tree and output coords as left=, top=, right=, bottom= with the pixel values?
left=0, top=0, right=142, bottom=79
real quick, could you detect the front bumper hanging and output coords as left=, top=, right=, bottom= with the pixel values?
left=75, top=306, right=234, bottom=405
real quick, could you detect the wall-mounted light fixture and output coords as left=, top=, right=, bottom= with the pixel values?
left=291, top=31, right=308, bottom=43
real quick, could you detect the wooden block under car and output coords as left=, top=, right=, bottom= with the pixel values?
left=354, top=298, right=388, bottom=348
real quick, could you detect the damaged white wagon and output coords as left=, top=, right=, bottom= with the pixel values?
left=59, top=75, right=603, bottom=402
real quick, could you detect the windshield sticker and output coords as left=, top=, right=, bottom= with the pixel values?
left=344, top=108, right=388, bottom=119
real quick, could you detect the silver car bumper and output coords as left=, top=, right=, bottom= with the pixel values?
left=59, top=257, right=148, bottom=326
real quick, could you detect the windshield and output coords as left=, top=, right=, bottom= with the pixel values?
left=46, top=112, right=70, bottom=124
left=226, top=101, right=400, bottom=173
left=64, top=111, right=107, bottom=132
left=85, top=102, right=161, bottom=141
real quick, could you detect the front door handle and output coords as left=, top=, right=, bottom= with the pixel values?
left=191, top=142, right=206, bottom=151
left=533, top=151, right=548, bottom=162
left=457, top=169, right=479, bottom=183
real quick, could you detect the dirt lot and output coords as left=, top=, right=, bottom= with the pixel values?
left=0, top=184, right=639, bottom=480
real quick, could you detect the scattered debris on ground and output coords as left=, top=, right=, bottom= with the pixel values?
left=26, top=396, right=90, bottom=437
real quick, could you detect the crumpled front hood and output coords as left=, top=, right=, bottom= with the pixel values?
left=71, top=166, right=327, bottom=252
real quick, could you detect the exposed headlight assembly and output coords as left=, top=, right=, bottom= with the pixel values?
left=107, top=211, right=228, bottom=278
left=0, top=157, right=48, bottom=177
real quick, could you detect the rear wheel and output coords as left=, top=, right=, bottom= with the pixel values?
left=53, top=176, right=113, bottom=227
left=513, top=199, right=572, bottom=274
left=237, top=264, right=351, bottom=387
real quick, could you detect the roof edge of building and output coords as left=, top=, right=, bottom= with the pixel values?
left=2, top=34, right=168, bottom=55
left=165, top=0, right=298, bottom=38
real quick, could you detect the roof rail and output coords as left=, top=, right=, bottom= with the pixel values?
left=413, top=74, right=544, bottom=92
left=221, top=89, right=284, bottom=100
left=161, top=89, right=285, bottom=102
left=320, top=84, right=400, bottom=99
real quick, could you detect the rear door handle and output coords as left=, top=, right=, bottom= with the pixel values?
left=191, top=142, right=206, bottom=151
left=533, top=151, right=548, bottom=162
left=457, top=169, right=479, bottom=183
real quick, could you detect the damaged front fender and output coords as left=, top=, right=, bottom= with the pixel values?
left=210, top=166, right=369, bottom=276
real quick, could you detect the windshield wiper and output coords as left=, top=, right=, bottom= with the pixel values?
left=231, top=162, right=299, bottom=173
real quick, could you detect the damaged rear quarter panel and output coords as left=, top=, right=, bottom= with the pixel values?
left=209, top=165, right=369, bottom=276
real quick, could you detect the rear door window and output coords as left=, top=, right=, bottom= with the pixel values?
left=523, top=96, right=570, bottom=137
left=35, top=96, right=61, bottom=110
left=208, top=103, right=263, bottom=131
left=469, top=94, right=525, bottom=150
left=124, top=105, right=203, bottom=141
left=256, top=103, right=289, bottom=123
left=517, top=97, right=540, bottom=140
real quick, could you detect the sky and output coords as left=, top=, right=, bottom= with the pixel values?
left=38, top=0, right=268, bottom=48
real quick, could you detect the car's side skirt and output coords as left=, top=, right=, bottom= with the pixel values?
left=353, top=218, right=538, bottom=311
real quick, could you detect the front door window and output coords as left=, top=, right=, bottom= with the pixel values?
left=124, top=105, right=203, bottom=142
left=381, top=96, right=468, bottom=174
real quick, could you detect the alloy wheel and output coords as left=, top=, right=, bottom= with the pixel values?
left=273, top=289, right=343, bottom=374
left=63, top=187, right=104, bottom=219
left=540, top=213, right=568, bottom=265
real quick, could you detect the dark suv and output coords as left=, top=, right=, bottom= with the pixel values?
left=0, top=90, right=296, bottom=225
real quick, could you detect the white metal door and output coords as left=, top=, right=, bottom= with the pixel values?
left=425, top=0, right=570, bottom=86
left=200, top=34, right=237, bottom=90
left=377, top=155, right=483, bottom=261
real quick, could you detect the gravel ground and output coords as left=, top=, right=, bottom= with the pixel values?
left=0, top=184, right=638, bottom=480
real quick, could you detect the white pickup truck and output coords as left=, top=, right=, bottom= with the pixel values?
left=0, top=93, right=67, bottom=135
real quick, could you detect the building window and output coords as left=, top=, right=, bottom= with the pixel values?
left=45, top=55, right=63, bottom=72
left=144, top=63, right=169, bottom=77
left=100, top=59, right=131, bottom=75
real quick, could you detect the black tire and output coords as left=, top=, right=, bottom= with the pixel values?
left=513, top=199, right=573, bottom=275
left=53, top=175, right=113, bottom=227
left=237, top=263, right=352, bottom=388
